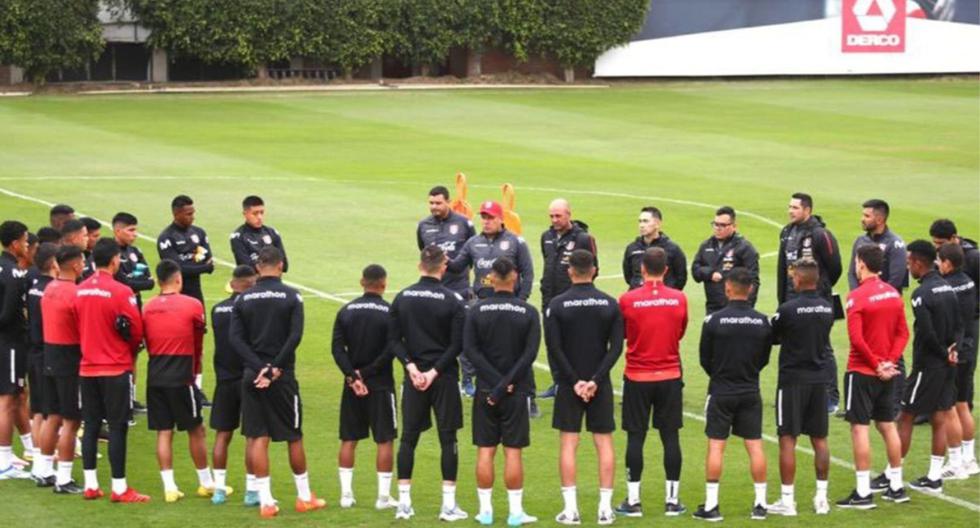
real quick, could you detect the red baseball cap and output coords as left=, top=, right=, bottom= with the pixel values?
left=479, top=201, right=504, bottom=218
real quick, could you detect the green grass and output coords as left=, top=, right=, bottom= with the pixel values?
left=0, top=78, right=977, bottom=527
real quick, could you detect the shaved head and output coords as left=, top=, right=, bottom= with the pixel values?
left=548, top=198, right=572, bottom=232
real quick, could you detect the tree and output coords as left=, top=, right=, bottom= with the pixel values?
left=389, top=0, right=458, bottom=75
left=296, top=0, right=395, bottom=80
left=0, top=0, right=104, bottom=84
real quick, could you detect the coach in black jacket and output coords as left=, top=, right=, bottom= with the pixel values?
left=623, top=206, right=687, bottom=291
left=692, top=206, right=759, bottom=313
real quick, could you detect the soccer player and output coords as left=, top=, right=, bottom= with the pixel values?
left=389, top=246, right=467, bottom=521
left=230, top=195, right=288, bottom=272
left=622, top=206, right=687, bottom=291
left=157, top=194, right=214, bottom=306
left=60, top=219, right=88, bottom=252
left=695, top=267, right=772, bottom=522
left=39, top=245, right=86, bottom=494
left=615, top=247, right=688, bottom=518
left=210, top=265, right=257, bottom=506
left=48, top=204, right=75, bottom=232
left=546, top=250, right=622, bottom=525
left=691, top=206, right=760, bottom=314
left=332, top=264, right=397, bottom=510
left=81, top=217, right=101, bottom=253
left=937, top=242, right=979, bottom=479
left=538, top=199, right=597, bottom=401
left=76, top=238, right=147, bottom=502
left=894, top=241, right=961, bottom=493
left=0, top=220, right=31, bottom=481
left=25, top=243, right=58, bottom=485
left=837, top=245, right=908, bottom=509
left=768, top=258, right=834, bottom=516
left=465, top=258, right=540, bottom=527
left=930, top=219, right=980, bottom=296
left=36, top=227, right=60, bottom=245
left=777, top=193, right=842, bottom=413
left=112, top=212, right=154, bottom=306
left=143, top=259, right=217, bottom=503
left=230, top=247, right=324, bottom=517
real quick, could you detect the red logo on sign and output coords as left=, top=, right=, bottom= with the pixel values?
left=842, top=0, right=906, bottom=53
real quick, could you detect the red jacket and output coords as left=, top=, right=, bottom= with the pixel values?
left=143, top=293, right=205, bottom=387
left=76, top=271, right=143, bottom=377
left=42, top=279, right=79, bottom=346
left=619, top=280, right=688, bottom=382
left=846, top=276, right=909, bottom=376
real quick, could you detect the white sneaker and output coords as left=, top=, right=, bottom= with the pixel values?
left=340, top=493, right=356, bottom=508
left=506, top=512, right=538, bottom=526
left=439, top=504, right=469, bottom=522
left=813, top=496, right=830, bottom=515
left=0, top=465, right=31, bottom=480
left=597, top=509, right=616, bottom=525
left=964, top=460, right=980, bottom=476
left=394, top=504, right=415, bottom=520
left=376, top=496, right=397, bottom=510
left=767, top=498, right=798, bottom=516
left=940, top=463, right=969, bottom=481
left=554, top=510, right=581, bottom=525
left=9, top=454, right=28, bottom=470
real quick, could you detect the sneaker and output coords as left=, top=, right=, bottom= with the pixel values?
left=529, top=399, right=541, bottom=419
left=132, top=400, right=147, bottom=414
left=243, top=490, right=260, bottom=507
left=110, top=488, right=151, bottom=503
left=750, top=504, right=767, bottom=520
left=83, top=488, right=104, bottom=500
left=692, top=504, right=723, bottom=522
left=940, top=463, right=969, bottom=481
left=34, top=474, right=56, bottom=487
left=212, top=488, right=227, bottom=505
left=767, top=498, right=796, bottom=516
left=201, top=395, right=212, bottom=408
left=54, top=480, right=84, bottom=494
left=538, top=384, right=558, bottom=399
left=812, top=496, right=830, bottom=515
left=461, top=379, right=476, bottom=398
left=869, top=473, right=890, bottom=493
left=9, top=454, right=28, bottom=470
left=439, top=504, right=469, bottom=521
left=506, top=512, right=538, bottom=526
left=664, top=502, right=687, bottom=516
left=394, top=504, right=415, bottom=520
left=882, top=487, right=910, bottom=503
left=375, top=496, right=397, bottom=510
left=908, top=476, right=942, bottom=493
left=835, top=489, right=875, bottom=510
left=965, top=459, right=980, bottom=476
left=295, top=492, right=327, bottom=513
left=0, top=465, right=30, bottom=480
left=597, top=509, right=615, bottom=525
left=827, top=401, right=839, bottom=414
left=260, top=503, right=280, bottom=518
left=614, top=500, right=642, bottom=517
left=476, top=511, right=494, bottom=526
left=554, top=510, right=581, bottom=525
left=198, top=485, right=234, bottom=497
left=165, top=489, right=185, bottom=503
left=340, top=492, right=356, bottom=508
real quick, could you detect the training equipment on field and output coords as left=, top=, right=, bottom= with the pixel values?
left=450, top=172, right=474, bottom=219
left=501, top=183, right=522, bottom=235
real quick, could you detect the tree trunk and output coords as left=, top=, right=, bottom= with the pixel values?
left=563, top=67, right=575, bottom=83
left=370, top=56, right=383, bottom=81
left=256, top=62, right=268, bottom=80
left=466, top=49, right=482, bottom=77
left=419, top=63, right=431, bottom=77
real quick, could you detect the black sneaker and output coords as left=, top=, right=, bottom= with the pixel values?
left=132, top=400, right=147, bottom=414
left=692, top=504, right=723, bottom=522
left=53, top=480, right=84, bottom=494
left=615, top=500, right=643, bottom=517
left=835, top=489, right=876, bottom=510
left=908, top=476, right=942, bottom=493
left=538, top=384, right=558, bottom=399
left=529, top=398, right=541, bottom=419
left=751, top=504, right=766, bottom=520
left=201, top=395, right=212, bottom=408
left=34, top=475, right=56, bottom=487
left=882, top=487, right=910, bottom=503
left=664, top=502, right=687, bottom=516
left=869, top=473, right=890, bottom=493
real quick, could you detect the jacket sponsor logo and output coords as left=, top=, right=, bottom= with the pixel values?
left=869, top=291, right=901, bottom=303
left=347, top=302, right=389, bottom=313
left=796, top=305, right=833, bottom=315
left=931, top=285, right=954, bottom=294
left=842, top=0, right=906, bottom=53
left=77, top=288, right=112, bottom=298
left=719, top=316, right=765, bottom=326
left=476, top=258, right=496, bottom=270
left=449, top=224, right=459, bottom=235
left=910, top=296, right=923, bottom=307
left=214, top=306, right=234, bottom=314
left=12, top=269, right=27, bottom=279
left=479, top=303, right=527, bottom=314
left=403, top=289, right=446, bottom=300
left=159, top=239, right=172, bottom=250
left=952, top=281, right=976, bottom=293
left=633, top=298, right=680, bottom=308
left=28, top=287, right=44, bottom=298
left=438, top=241, right=457, bottom=253
left=563, top=298, right=609, bottom=308
left=242, top=290, right=288, bottom=301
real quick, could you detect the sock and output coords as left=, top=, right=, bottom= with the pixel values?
left=84, top=469, right=99, bottom=490
left=20, top=433, right=33, bottom=454
left=257, top=476, right=275, bottom=506
left=111, top=477, right=128, bottom=495
left=599, top=488, right=613, bottom=512
left=195, top=374, right=203, bottom=391
left=246, top=473, right=257, bottom=493
left=161, top=469, right=178, bottom=492
left=963, top=439, right=976, bottom=463
left=815, top=479, right=828, bottom=501
left=377, top=471, right=392, bottom=499
left=294, top=472, right=311, bottom=502
left=754, top=482, right=767, bottom=507
left=43, top=454, right=56, bottom=477
left=339, top=467, right=354, bottom=496
left=214, top=469, right=227, bottom=491
left=780, top=484, right=794, bottom=505
left=398, top=483, right=412, bottom=507
left=665, top=480, right=679, bottom=505
left=627, top=480, right=641, bottom=505
left=561, top=486, right=577, bottom=514
left=30, top=453, right=44, bottom=477
left=949, top=445, right=963, bottom=468
left=442, top=483, right=456, bottom=510
left=478, top=487, right=493, bottom=514
left=507, top=489, right=524, bottom=517
left=856, top=470, right=871, bottom=497
left=57, top=460, right=74, bottom=486
left=886, top=465, right=903, bottom=491
left=0, top=445, right=12, bottom=469
left=927, top=455, right=944, bottom=481
left=705, top=482, right=719, bottom=511
left=197, top=467, right=214, bottom=488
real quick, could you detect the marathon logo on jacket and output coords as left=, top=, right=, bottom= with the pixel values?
left=719, top=316, right=766, bottom=326
left=346, top=302, right=389, bottom=313
left=242, top=290, right=288, bottom=301
left=633, top=298, right=681, bottom=309
left=402, top=290, right=446, bottom=300
left=479, top=303, right=527, bottom=314
left=562, top=297, right=610, bottom=308
left=795, top=305, right=834, bottom=315
left=213, top=305, right=234, bottom=314
left=77, top=288, right=112, bottom=299
left=842, top=0, right=907, bottom=53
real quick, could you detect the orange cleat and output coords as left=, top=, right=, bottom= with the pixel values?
left=110, top=488, right=151, bottom=503
left=260, top=503, right=280, bottom=518
left=83, top=488, right=104, bottom=500
left=295, top=493, right=327, bottom=513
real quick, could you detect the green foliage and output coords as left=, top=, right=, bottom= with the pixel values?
left=0, top=0, right=104, bottom=84
left=295, top=0, right=395, bottom=77
left=532, top=0, right=650, bottom=68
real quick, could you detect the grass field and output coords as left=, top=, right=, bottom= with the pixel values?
left=0, top=78, right=977, bottom=527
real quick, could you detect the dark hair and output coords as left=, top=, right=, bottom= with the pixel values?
left=256, top=246, right=284, bottom=268
left=60, top=219, right=85, bottom=237
left=49, top=204, right=74, bottom=218
left=420, top=245, right=446, bottom=273
left=861, top=199, right=889, bottom=219
left=715, top=206, right=736, bottom=220
left=156, top=259, right=182, bottom=285
left=80, top=217, right=101, bottom=232
left=232, top=264, right=257, bottom=280
left=641, top=247, right=667, bottom=276
left=568, top=249, right=595, bottom=276
left=171, top=195, right=194, bottom=211
left=35, top=242, right=59, bottom=272
left=242, top=195, right=264, bottom=209
left=491, top=257, right=516, bottom=278
left=791, top=192, right=813, bottom=210
left=640, top=206, right=662, bottom=220
left=36, top=227, right=61, bottom=244
left=907, top=239, right=936, bottom=266
left=92, top=238, right=121, bottom=268
left=938, top=242, right=964, bottom=270
left=362, top=264, right=387, bottom=285
left=428, top=186, right=450, bottom=201
left=27, top=232, right=38, bottom=246
left=725, top=267, right=754, bottom=291
left=856, top=244, right=885, bottom=273
left=929, top=219, right=957, bottom=240
left=56, top=245, right=83, bottom=265
left=792, top=258, right=819, bottom=285
left=112, top=212, right=138, bottom=227
left=0, top=220, right=28, bottom=247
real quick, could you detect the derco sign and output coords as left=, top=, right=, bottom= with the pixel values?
left=842, top=0, right=907, bottom=53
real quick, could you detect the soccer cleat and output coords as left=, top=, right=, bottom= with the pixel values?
left=529, top=399, right=541, bottom=419
left=940, top=463, right=969, bottom=481
left=110, top=488, right=151, bottom=503
left=165, top=489, right=185, bottom=503
left=538, top=384, right=558, bottom=399
left=340, top=492, right=356, bottom=508
left=295, top=493, right=327, bottom=513
left=243, top=490, right=260, bottom=507
left=198, top=485, right=234, bottom=497
left=597, top=509, right=615, bottom=525
left=554, top=510, right=581, bottom=525
left=476, top=511, right=494, bottom=526
left=375, top=496, right=397, bottom=510
left=965, top=460, right=980, bottom=476
left=835, top=489, right=876, bottom=509
left=132, top=400, right=147, bottom=414
left=260, top=503, right=280, bottom=518
left=439, top=504, right=469, bottom=521
left=394, top=503, right=415, bottom=520
left=506, top=512, right=538, bottom=526
left=692, top=504, right=723, bottom=522
left=201, top=395, right=212, bottom=408
left=766, top=498, right=797, bottom=516
left=34, top=474, right=56, bottom=487
left=664, top=502, right=687, bottom=516
left=869, top=473, right=890, bottom=493
left=0, top=465, right=31, bottom=480
left=83, top=488, right=104, bottom=500
left=211, top=488, right=227, bottom=505
left=813, top=496, right=830, bottom=515
left=614, top=500, right=643, bottom=517
left=750, top=504, right=767, bottom=520
left=827, top=400, right=839, bottom=414
left=53, top=480, right=84, bottom=494
left=461, top=379, right=476, bottom=398
left=882, top=487, right=910, bottom=503
left=908, top=476, right=942, bottom=494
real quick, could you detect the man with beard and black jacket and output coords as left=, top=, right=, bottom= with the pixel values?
left=157, top=195, right=214, bottom=306
left=692, top=206, right=759, bottom=314
left=417, top=186, right=475, bottom=296
left=623, top=206, right=687, bottom=291
left=230, top=196, right=288, bottom=273
left=777, top=193, right=842, bottom=413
